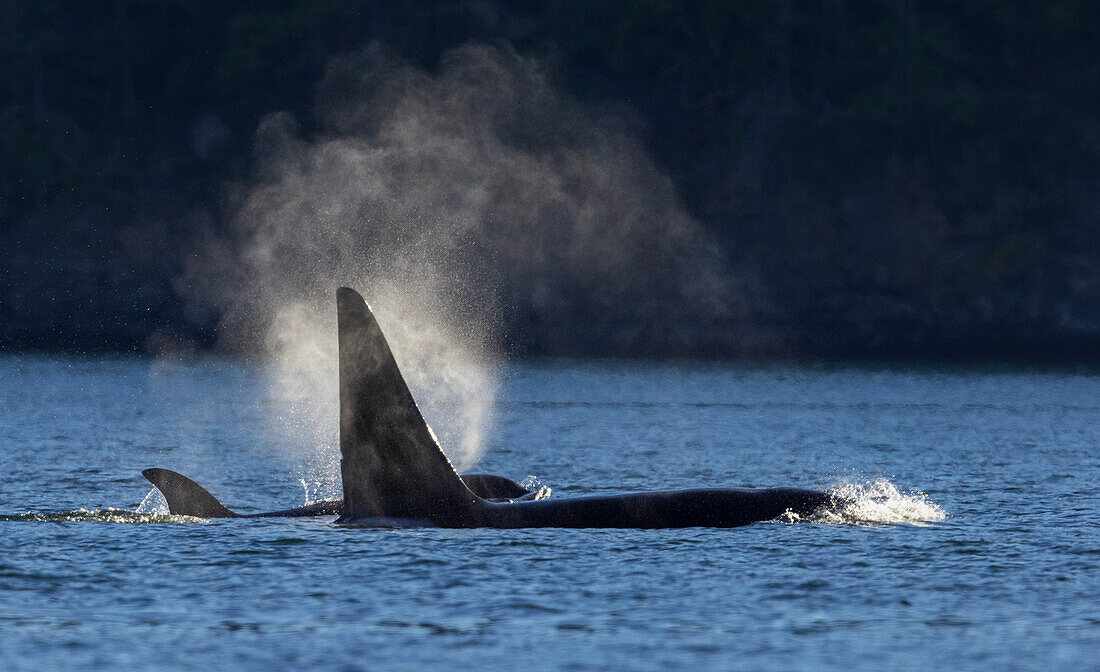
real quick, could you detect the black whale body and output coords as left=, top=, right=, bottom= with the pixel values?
left=333, top=287, right=836, bottom=528
left=354, top=487, right=836, bottom=529
left=143, top=287, right=837, bottom=528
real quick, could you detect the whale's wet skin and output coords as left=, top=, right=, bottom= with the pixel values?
left=1, top=356, right=1098, bottom=670
left=135, top=288, right=841, bottom=528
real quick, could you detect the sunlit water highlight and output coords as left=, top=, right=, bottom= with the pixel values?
left=1, top=356, right=1097, bottom=670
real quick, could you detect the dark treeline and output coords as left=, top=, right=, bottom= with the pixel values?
left=2, top=1, right=1099, bottom=359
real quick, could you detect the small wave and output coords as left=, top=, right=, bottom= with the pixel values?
left=0, top=508, right=206, bottom=524
left=784, top=478, right=946, bottom=526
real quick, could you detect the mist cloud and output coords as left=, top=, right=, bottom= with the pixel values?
left=180, top=43, right=746, bottom=480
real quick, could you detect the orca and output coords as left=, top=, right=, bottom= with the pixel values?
left=143, top=287, right=837, bottom=527
left=333, top=287, right=836, bottom=527
left=141, top=468, right=544, bottom=518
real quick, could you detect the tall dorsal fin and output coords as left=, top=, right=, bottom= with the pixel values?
left=336, top=287, right=478, bottom=523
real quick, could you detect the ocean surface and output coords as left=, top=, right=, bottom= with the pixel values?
left=1, top=355, right=1097, bottom=670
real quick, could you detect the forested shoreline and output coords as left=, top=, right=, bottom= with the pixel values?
left=3, top=1, right=1099, bottom=359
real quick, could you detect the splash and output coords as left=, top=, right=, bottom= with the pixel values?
left=1, top=509, right=206, bottom=524
left=519, top=475, right=552, bottom=501
left=783, top=478, right=946, bottom=526
left=299, top=478, right=334, bottom=506
left=3, top=488, right=206, bottom=523
left=136, top=486, right=169, bottom=515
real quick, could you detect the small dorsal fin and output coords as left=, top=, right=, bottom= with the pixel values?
left=142, top=468, right=240, bottom=518
left=459, top=474, right=533, bottom=500
left=336, top=287, right=478, bottom=523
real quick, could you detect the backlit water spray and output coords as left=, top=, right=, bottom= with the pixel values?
left=782, top=478, right=946, bottom=526
left=181, top=44, right=740, bottom=492
left=136, top=487, right=169, bottom=516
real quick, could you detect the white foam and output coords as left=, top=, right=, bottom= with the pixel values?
left=3, top=508, right=206, bottom=524
left=784, top=478, right=946, bottom=526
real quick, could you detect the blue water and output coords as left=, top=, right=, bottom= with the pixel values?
left=1, top=356, right=1097, bottom=670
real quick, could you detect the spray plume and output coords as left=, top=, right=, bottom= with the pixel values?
left=180, top=43, right=743, bottom=485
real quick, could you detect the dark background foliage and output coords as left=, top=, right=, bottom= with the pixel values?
left=3, top=1, right=1099, bottom=358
